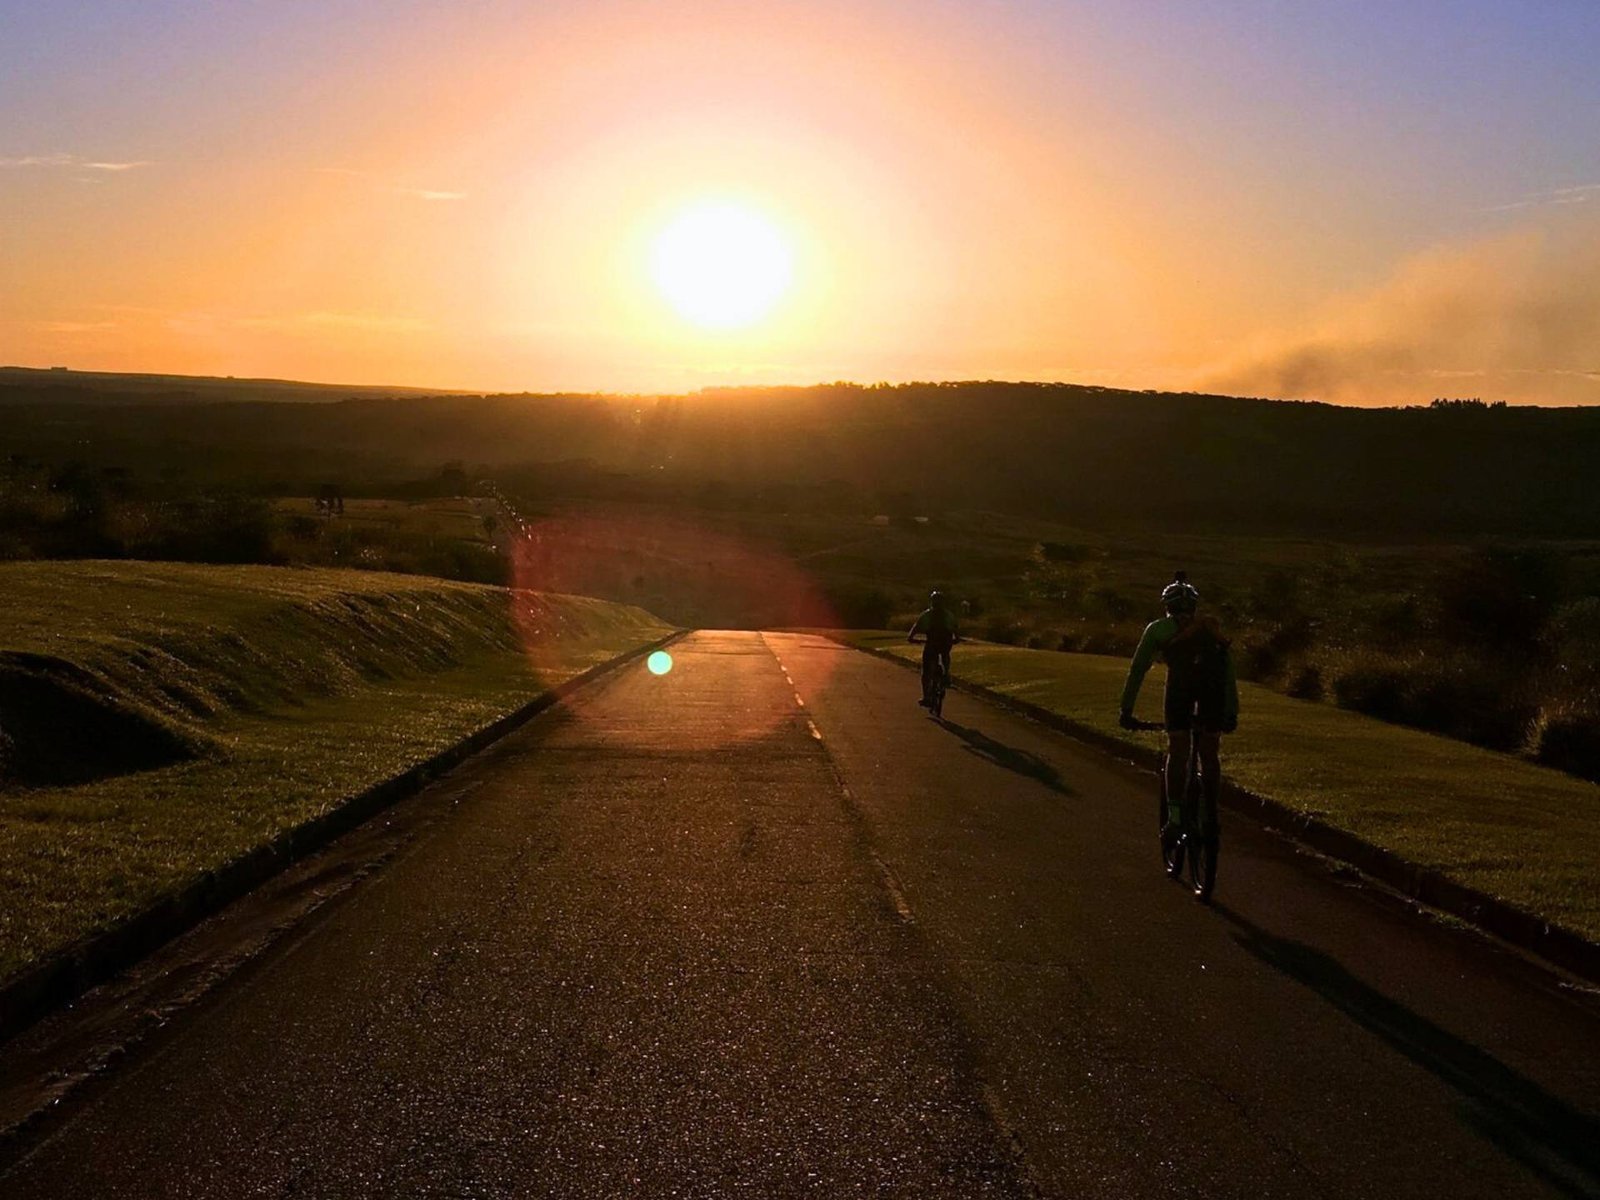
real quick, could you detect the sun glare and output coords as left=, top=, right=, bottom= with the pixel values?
left=650, top=201, right=794, bottom=331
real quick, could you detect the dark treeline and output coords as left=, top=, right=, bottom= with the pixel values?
left=4, top=379, right=1600, bottom=535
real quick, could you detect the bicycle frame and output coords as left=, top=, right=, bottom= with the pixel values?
left=1130, top=717, right=1219, bottom=900
left=909, top=635, right=952, bottom=716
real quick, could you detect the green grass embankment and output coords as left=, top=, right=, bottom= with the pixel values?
left=0, top=561, right=671, bottom=982
left=845, top=632, right=1600, bottom=947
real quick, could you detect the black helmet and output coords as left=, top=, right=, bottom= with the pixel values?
left=1160, top=571, right=1200, bottom=615
left=929, top=589, right=947, bottom=607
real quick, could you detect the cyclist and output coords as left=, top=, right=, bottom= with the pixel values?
left=1119, top=572, right=1238, bottom=837
left=908, top=590, right=959, bottom=707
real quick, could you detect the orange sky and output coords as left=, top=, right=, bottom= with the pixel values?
left=4, top=1, right=1598, bottom=403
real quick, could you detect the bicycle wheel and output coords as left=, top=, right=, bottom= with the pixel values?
left=929, top=675, right=945, bottom=718
left=1190, top=831, right=1217, bottom=901
left=1186, top=777, right=1217, bottom=901
left=1160, top=775, right=1184, bottom=877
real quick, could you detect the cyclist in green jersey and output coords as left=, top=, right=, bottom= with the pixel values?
left=1119, top=573, right=1239, bottom=836
left=908, top=590, right=960, bottom=707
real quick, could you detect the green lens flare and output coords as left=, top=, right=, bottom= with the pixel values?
left=647, top=650, right=673, bottom=676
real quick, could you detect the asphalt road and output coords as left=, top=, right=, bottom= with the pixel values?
left=3, top=631, right=1598, bottom=1198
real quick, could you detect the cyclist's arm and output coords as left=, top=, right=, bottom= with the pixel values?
left=1224, top=646, right=1239, bottom=724
left=1119, top=620, right=1166, bottom=714
left=908, top=610, right=929, bottom=640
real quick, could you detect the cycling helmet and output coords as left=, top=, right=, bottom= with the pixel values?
left=929, top=589, right=946, bottom=606
left=1160, top=571, right=1200, bottom=615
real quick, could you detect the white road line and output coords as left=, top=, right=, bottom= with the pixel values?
left=765, top=632, right=914, bottom=924
left=872, top=853, right=916, bottom=924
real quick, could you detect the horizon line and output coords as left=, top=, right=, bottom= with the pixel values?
left=0, top=362, right=1567, bottom=410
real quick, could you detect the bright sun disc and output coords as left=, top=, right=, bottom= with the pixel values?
left=650, top=202, right=793, bottom=330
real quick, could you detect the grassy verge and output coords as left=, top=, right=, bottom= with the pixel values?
left=0, top=561, right=670, bottom=983
left=271, top=496, right=506, bottom=582
left=843, top=632, right=1600, bottom=947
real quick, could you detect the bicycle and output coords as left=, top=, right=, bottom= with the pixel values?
left=908, top=635, right=954, bottom=718
left=1127, top=718, right=1218, bottom=901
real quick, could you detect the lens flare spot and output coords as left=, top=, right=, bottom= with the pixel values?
left=647, top=650, right=674, bottom=676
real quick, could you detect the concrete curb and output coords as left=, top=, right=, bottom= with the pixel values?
left=846, top=639, right=1600, bottom=987
left=0, top=631, right=684, bottom=1044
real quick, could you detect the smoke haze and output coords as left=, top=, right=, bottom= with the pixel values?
left=1208, top=213, right=1600, bottom=406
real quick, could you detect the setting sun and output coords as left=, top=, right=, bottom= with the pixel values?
left=649, top=201, right=794, bottom=331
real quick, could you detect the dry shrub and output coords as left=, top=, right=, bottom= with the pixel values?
left=1332, top=652, right=1538, bottom=751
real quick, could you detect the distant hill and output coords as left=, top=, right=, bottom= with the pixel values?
left=0, top=366, right=476, bottom=405
left=3, top=375, right=1598, bottom=535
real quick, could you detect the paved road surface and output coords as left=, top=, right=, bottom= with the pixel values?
left=3, top=631, right=1598, bottom=1198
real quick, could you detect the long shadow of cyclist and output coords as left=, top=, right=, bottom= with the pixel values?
left=1216, top=903, right=1600, bottom=1198
left=937, top=720, right=1076, bottom=799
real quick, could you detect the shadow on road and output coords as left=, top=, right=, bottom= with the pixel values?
left=1217, top=905, right=1600, bottom=1198
left=937, top=720, right=1076, bottom=798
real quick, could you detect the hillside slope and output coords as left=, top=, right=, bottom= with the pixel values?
left=0, top=562, right=671, bottom=979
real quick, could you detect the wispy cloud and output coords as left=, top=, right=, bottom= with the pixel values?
left=233, top=310, right=430, bottom=335
left=36, top=305, right=430, bottom=339
left=317, top=167, right=467, bottom=201
left=0, top=153, right=74, bottom=168
left=1479, top=182, right=1600, bottom=214
left=0, top=153, right=148, bottom=171
left=30, top=319, right=118, bottom=334
left=395, top=187, right=466, bottom=201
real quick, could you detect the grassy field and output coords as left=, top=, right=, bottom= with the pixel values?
left=274, top=496, right=495, bottom=541
left=846, top=632, right=1600, bottom=946
left=0, top=561, right=670, bottom=982
left=272, top=496, right=504, bottom=581
left=531, top=499, right=1600, bottom=641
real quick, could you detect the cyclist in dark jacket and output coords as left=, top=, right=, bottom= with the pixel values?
left=1119, top=573, right=1238, bottom=834
left=908, top=590, right=959, bottom=707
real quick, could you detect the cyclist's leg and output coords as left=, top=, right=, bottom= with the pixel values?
left=1196, top=728, right=1222, bottom=837
left=937, top=645, right=951, bottom=685
left=1163, top=730, right=1190, bottom=828
left=1162, top=685, right=1196, bottom=827
left=919, top=644, right=936, bottom=702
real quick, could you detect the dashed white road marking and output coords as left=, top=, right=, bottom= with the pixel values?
left=872, top=852, right=916, bottom=924
left=764, top=631, right=916, bottom=926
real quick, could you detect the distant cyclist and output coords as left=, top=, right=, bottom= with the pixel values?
left=1119, top=572, right=1238, bottom=837
left=908, top=590, right=960, bottom=707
